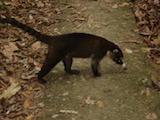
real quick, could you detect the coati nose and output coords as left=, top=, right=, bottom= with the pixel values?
left=121, top=63, right=127, bottom=70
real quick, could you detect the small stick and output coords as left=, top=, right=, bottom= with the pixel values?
left=59, top=110, right=78, bottom=114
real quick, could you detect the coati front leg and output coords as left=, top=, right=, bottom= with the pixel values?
left=91, top=57, right=101, bottom=77
left=38, top=47, right=65, bottom=84
left=63, top=56, right=80, bottom=74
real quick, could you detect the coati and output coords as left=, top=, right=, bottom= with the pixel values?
left=0, top=17, right=126, bottom=84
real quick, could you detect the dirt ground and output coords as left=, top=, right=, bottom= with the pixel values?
left=38, top=0, right=160, bottom=120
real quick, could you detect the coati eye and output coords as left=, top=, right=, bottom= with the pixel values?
left=118, top=59, right=121, bottom=63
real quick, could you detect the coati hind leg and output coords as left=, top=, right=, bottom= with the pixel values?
left=91, top=57, right=102, bottom=77
left=62, top=56, right=80, bottom=74
left=38, top=47, right=65, bottom=84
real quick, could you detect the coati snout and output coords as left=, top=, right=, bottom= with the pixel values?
left=110, top=49, right=127, bottom=70
left=0, top=17, right=127, bottom=84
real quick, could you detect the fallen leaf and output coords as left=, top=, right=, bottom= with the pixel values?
left=151, top=39, right=160, bottom=47
left=125, top=48, right=133, bottom=54
left=140, top=89, right=145, bottom=95
left=31, top=41, right=41, bottom=52
left=38, top=102, right=45, bottom=108
left=26, top=114, right=34, bottom=120
left=149, top=48, right=160, bottom=64
left=146, top=88, right=151, bottom=96
left=84, top=96, right=95, bottom=105
left=29, top=14, right=33, bottom=20
left=146, top=112, right=158, bottom=120
left=97, top=100, right=104, bottom=108
left=21, top=69, right=37, bottom=80
left=123, top=39, right=141, bottom=44
left=119, top=2, right=129, bottom=7
left=155, top=58, right=160, bottom=64
left=37, top=1, right=44, bottom=8
left=132, top=0, right=159, bottom=38
left=154, top=0, right=159, bottom=5
left=62, top=92, right=69, bottom=96
left=23, top=98, right=32, bottom=109
left=2, top=42, right=18, bottom=60
left=112, top=4, right=118, bottom=9
left=0, top=78, right=21, bottom=99
left=151, top=69, right=160, bottom=89
left=51, top=114, right=59, bottom=119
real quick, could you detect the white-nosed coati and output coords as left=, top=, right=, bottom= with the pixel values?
left=0, top=17, right=126, bottom=84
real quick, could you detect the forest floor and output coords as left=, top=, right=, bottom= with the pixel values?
left=0, top=0, right=160, bottom=120
left=38, top=0, right=160, bottom=120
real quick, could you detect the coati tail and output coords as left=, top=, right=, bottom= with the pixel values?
left=0, top=17, right=51, bottom=44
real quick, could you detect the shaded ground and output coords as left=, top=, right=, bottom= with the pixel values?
left=38, top=0, right=160, bottom=120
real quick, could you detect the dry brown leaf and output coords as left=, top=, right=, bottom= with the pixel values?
left=23, top=90, right=32, bottom=97
left=132, top=0, right=160, bottom=39
left=151, top=39, right=160, bottom=47
left=37, top=1, right=45, bottom=8
left=23, top=98, right=32, bottom=109
left=145, top=112, right=158, bottom=120
left=31, top=41, right=41, bottom=52
left=97, top=100, right=104, bottom=108
left=51, top=114, right=59, bottom=119
left=149, top=48, right=160, bottom=64
left=154, top=0, right=159, bottom=5
left=119, top=2, right=129, bottom=7
left=2, top=42, right=18, bottom=60
left=0, top=0, right=54, bottom=119
left=62, top=92, right=69, bottom=96
left=38, top=102, right=45, bottom=108
left=123, top=39, right=141, bottom=44
left=151, top=69, right=160, bottom=89
left=155, top=58, right=160, bottom=64
left=125, top=48, right=133, bottom=54
left=21, top=69, right=37, bottom=80
left=84, top=96, right=95, bottom=105
left=146, top=88, right=151, bottom=96
left=0, top=79, right=21, bottom=99
left=139, top=26, right=153, bottom=36
left=112, top=4, right=118, bottom=9
left=26, top=114, right=34, bottom=120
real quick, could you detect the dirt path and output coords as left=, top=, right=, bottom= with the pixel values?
left=39, top=1, right=160, bottom=120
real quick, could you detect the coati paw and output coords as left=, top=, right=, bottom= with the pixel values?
left=38, top=79, right=47, bottom=84
left=94, top=72, right=101, bottom=77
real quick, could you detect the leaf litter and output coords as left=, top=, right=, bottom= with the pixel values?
left=0, top=0, right=89, bottom=119
left=0, top=0, right=57, bottom=119
left=131, top=0, right=160, bottom=91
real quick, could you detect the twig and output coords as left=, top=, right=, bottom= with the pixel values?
left=59, top=110, right=78, bottom=114
left=120, top=40, right=141, bottom=44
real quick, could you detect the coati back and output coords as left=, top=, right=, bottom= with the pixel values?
left=0, top=17, right=126, bottom=84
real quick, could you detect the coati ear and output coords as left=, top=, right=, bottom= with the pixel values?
left=113, top=49, right=119, bottom=53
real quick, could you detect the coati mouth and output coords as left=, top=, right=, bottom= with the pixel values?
left=121, top=63, right=127, bottom=70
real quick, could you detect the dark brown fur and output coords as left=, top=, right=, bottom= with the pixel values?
left=0, top=17, right=124, bottom=84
